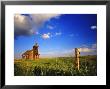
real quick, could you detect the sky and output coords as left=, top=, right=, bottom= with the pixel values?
left=14, top=14, right=97, bottom=58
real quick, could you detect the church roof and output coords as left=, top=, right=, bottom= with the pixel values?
left=22, top=50, right=33, bottom=55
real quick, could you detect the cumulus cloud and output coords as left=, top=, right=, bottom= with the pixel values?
left=30, top=14, right=61, bottom=26
left=42, top=33, right=50, bottom=39
left=14, top=14, right=34, bottom=38
left=14, top=14, right=61, bottom=39
left=91, top=25, right=97, bottom=30
left=41, top=31, right=62, bottom=39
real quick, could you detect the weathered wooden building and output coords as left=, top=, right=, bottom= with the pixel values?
left=22, top=43, right=40, bottom=60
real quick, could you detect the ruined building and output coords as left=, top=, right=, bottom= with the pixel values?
left=22, top=43, right=40, bottom=60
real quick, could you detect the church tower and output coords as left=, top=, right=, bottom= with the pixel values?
left=33, top=43, right=40, bottom=60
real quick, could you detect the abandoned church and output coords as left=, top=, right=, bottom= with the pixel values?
left=22, top=43, right=40, bottom=60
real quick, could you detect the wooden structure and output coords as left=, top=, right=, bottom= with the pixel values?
left=75, top=48, right=80, bottom=70
left=22, top=43, right=40, bottom=60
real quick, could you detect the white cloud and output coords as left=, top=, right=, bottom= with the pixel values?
left=14, top=14, right=34, bottom=38
left=55, top=32, right=62, bottom=36
left=79, top=48, right=93, bottom=52
left=79, top=43, right=97, bottom=53
left=42, top=33, right=50, bottom=39
left=30, top=14, right=61, bottom=26
left=40, top=43, right=97, bottom=57
left=81, top=44, right=89, bottom=48
left=91, top=25, right=97, bottom=30
left=47, top=32, right=50, bottom=35
left=14, top=14, right=61, bottom=38
left=47, top=25, right=54, bottom=30
left=35, top=32, right=39, bottom=35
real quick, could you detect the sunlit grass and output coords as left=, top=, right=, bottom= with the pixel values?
left=14, top=56, right=97, bottom=76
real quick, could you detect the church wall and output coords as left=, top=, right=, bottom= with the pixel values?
left=22, top=43, right=40, bottom=60
left=28, top=51, right=33, bottom=60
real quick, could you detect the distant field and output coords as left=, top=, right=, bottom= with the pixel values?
left=14, top=55, right=97, bottom=76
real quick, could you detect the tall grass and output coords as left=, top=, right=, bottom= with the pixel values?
left=14, top=56, right=97, bottom=76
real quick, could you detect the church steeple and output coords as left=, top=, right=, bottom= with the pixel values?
left=35, top=43, right=38, bottom=46
left=33, top=43, right=38, bottom=47
left=33, top=42, right=39, bottom=60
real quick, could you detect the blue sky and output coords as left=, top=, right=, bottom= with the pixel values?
left=14, top=14, right=97, bottom=58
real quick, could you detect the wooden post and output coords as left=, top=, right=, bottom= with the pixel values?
left=75, top=48, right=80, bottom=70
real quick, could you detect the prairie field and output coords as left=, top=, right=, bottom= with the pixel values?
left=14, top=55, right=97, bottom=76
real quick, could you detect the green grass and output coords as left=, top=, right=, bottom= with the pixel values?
left=14, top=55, right=97, bottom=76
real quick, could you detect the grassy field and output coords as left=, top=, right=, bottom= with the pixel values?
left=14, top=55, right=97, bottom=76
